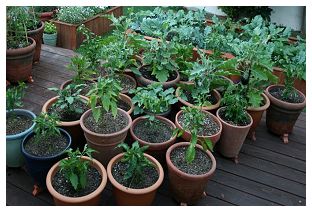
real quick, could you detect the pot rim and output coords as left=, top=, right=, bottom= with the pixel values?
left=46, top=156, right=107, bottom=204
left=59, top=79, right=96, bottom=90
left=216, top=107, right=253, bottom=129
left=107, top=153, right=164, bottom=194
left=247, top=93, right=270, bottom=111
left=166, top=142, right=217, bottom=179
left=6, top=109, right=36, bottom=138
left=27, top=21, right=45, bottom=34
left=119, top=93, right=134, bottom=115
left=117, top=73, right=137, bottom=94
left=6, top=37, right=36, bottom=55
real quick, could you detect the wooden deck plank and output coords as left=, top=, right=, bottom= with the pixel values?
left=42, top=44, right=78, bottom=58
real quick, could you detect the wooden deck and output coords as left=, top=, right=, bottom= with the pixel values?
left=6, top=45, right=306, bottom=206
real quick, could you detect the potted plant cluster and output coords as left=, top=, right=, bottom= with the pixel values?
left=43, top=21, right=57, bottom=46
left=6, top=82, right=36, bottom=168
left=46, top=144, right=107, bottom=205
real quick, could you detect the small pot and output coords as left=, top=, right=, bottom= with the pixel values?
left=130, top=116, right=177, bottom=164
left=176, top=87, right=221, bottom=114
left=42, top=95, right=89, bottom=151
left=135, top=65, right=180, bottom=89
left=175, top=109, right=222, bottom=146
left=246, top=93, right=270, bottom=141
left=107, top=153, right=164, bottom=205
left=265, top=85, right=306, bottom=144
left=166, top=142, right=216, bottom=205
left=80, top=108, right=132, bottom=167
left=43, top=33, right=57, bottom=46
left=216, top=107, right=253, bottom=163
left=6, top=109, right=36, bottom=167
left=119, top=93, right=134, bottom=115
left=46, top=156, right=107, bottom=206
left=27, top=21, right=45, bottom=63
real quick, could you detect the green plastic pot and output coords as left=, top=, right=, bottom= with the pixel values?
left=43, top=33, right=57, bottom=46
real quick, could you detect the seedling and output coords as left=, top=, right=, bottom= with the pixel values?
left=6, top=82, right=27, bottom=113
left=33, top=113, right=61, bottom=143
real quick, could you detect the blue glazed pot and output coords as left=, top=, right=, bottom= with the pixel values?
left=6, top=109, right=36, bottom=167
left=43, top=33, right=57, bottom=46
left=21, top=128, right=71, bottom=188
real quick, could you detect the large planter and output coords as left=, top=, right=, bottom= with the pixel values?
left=21, top=128, right=72, bottom=193
left=166, top=142, right=216, bottom=205
left=130, top=116, right=177, bottom=164
left=107, top=153, right=164, bottom=205
left=51, top=6, right=123, bottom=50
left=46, top=156, right=107, bottom=206
left=6, top=109, right=36, bottom=168
left=216, top=107, right=253, bottom=163
left=176, top=87, right=221, bottom=114
left=175, top=109, right=222, bottom=146
left=135, top=65, right=180, bottom=89
left=6, top=37, right=36, bottom=83
left=265, top=85, right=306, bottom=144
left=80, top=108, right=132, bottom=166
left=246, top=93, right=270, bottom=141
left=41, top=95, right=89, bottom=151
left=27, top=21, right=45, bottom=63
left=43, top=33, right=57, bottom=46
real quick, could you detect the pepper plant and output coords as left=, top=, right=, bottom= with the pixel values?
left=6, top=82, right=27, bottom=113
left=67, top=55, right=96, bottom=84
left=33, top=113, right=61, bottom=143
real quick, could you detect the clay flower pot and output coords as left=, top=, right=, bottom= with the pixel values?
left=107, top=153, right=164, bottom=205
left=265, top=85, right=306, bottom=144
left=216, top=107, right=253, bottom=163
left=130, top=116, right=177, bottom=164
left=42, top=95, right=89, bottom=150
left=80, top=108, right=132, bottom=167
left=118, top=73, right=137, bottom=94
left=60, top=79, right=96, bottom=97
left=6, top=109, right=36, bottom=168
left=135, top=65, right=180, bottom=89
left=119, top=93, right=134, bottom=115
left=272, top=67, right=286, bottom=85
left=176, top=87, right=221, bottom=114
left=246, top=93, right=270, bottom=141
left=6, top=37, right=36, bottom=83
left=27, top=21, right=45, bottom=63
left=175, top=109, right=222, bottom=146
left=46, top=156, right=107, bottom=206
left=166, top=142, right=216, bottom=205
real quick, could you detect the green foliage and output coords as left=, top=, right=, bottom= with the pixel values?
left=117, top=141, right=154, bottom=187
left=44, top=22, right=56, bottom=34
left=87, top=77, right=122, bottom=122
left=56, top=6, right=108, bottom=24
left=33, top=6, right=57, bottom=13
left=67, top=55, right=96, bottom=84
left=130, top=83, right=178, bottom=115
left=48, top=84, right=87, bottom=116
left=59, top=144, right=97, bottom=191
left=33, top=113, right=61, bottom=142
left=6, top=82, right=27, bottom=112
left=218, top=6, right=272, bottom=22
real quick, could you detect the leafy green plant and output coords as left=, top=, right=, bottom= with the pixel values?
left=6, top=82, right=27, bottom=113
left=218, top=6, right=272, bottom=22
left=33, top=113, right=61, bottom=142
left=44, top=22, right=57, bottom=34
left=117, top=141, right=154, bottom=187
left=173, top=106, right=214, bottom=163
left=67, top=55, right=96, bottom=84
left=59, top=144, right=96, bottom=191
left=87, top=77, right=122, bottom=122
left=33, top=6, right=57, bottom=13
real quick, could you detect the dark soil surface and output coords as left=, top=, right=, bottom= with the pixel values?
left=133, top=119, right=173, bottom=143
left=47, top=100, right=89, bottom=122
left=170, top=146, right=212, bottom=175
left=180, top=73, right=189, bottom=82
left=52, top=166, right=102, bottom=197
left=84, top=110, right=128, bottom=134
left=269, top=86, right=304, bottom=103
left=181, top=89, right=218, bottom=106
left=140, top=65, right=177, bottom=82
left=6, top=114, right=33, bottom=135
left=178, top=112, right=220, bottom=136
left=117, top=99, right=131, bottom=112
left=65, top=81, right=95, bottom=96
left=115, top=75, right=136, bottom=92
left=112, top=160, right=158, bottom=189
left=24, top=134, right=68, bottom=157
left=218, top=107, right=251, bottom=126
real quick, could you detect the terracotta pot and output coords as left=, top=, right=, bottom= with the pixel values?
left=118, top=73, right=137, bottom=94
left=130, top=116, right=177, bottom=164
left=80, top=108, right=132, bottom=167
left=176, top=87, right=221, bottom=114
left=107, top=153, right=164, bottom=205
left=175, top=109, right=222, bottom=146
left=42, top=95, right=89, bottom=151
left=143, top=106, right=172, bottom=118
left=46, top=156, right=107, bottom=205
left=265, top=85, right=306, bottom=144
left=60, top=79, right=96, bottom=97
left=27, top=21, right=45, bottom=63
left=246, top=93, right=270, bottom=141
left=135, top=65, right=180, bottom=89
left=6, top=37, right=36, bottom=83
left=216, top=107, right=253, bottom=163
left=272, top=67, right=285, bottom=85
left=119, top=93, right=134, bottom=115
left=288, top=36, right=298, bottom=44
left=166, top=142, right=216, bottom=205
left=294, top=78, right=306, bottom=96
left=39, top=11, right=56, bottom=22
left=226, top=74, right=241, bottom=84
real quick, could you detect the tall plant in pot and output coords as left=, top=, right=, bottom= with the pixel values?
left=43, top=21, right=57, bottom=46
left=46, top=144, right=107, bottom=205
left=6, top=6, right=36, bottom=83
left=21, top=113, right=71, bottom=195
left=107, top=141, right=164, bottom=205
left=6, top=82, right=36, bottom=167
left=80, top=77, right=132, bottom=166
